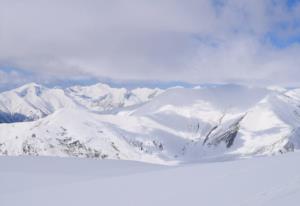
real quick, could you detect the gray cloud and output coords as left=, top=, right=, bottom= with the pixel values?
left=0, top=0, right=300, bottom=86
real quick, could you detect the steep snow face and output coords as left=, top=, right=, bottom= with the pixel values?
left=234, top=93, right=300, bottom=155
left=0, top=83, right=300, bottom=164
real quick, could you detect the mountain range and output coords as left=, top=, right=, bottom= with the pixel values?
left=0, top=82, right=300, bottom=165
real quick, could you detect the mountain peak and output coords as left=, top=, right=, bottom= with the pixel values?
left=16, top=82, right=43, bottom=90
left=14, top=82, right=46, bottom=97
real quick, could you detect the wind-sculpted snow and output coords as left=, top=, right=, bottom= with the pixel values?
left=0, top=83, right=300, bottom=164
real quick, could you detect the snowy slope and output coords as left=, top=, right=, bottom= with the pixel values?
left=1, top=153, right=300, bottom=206
left=0, top=108, right=171, bottom=164
left=0, top=83, right=300, bottom=164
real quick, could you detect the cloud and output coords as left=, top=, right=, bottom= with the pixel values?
left=0, top=68, right=33, bottom=91
left=0, top=0, right=300, bottom=86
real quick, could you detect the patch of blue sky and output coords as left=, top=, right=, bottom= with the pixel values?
left=265, top=20, right=300, bottom=48
left=286, top=0, right=300, bottom=8
left=0, top=66, right=32, bottom=75
left=267, top=33, right=300, bottom=48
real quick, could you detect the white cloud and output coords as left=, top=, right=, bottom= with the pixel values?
left=0, top=0, right=299, bottom=86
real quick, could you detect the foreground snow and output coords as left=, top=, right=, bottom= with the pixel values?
left=1, top=153, right=300, bottom=206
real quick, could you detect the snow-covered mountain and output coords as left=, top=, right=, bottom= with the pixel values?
left=0, top=82, right=163, bottom=122
left=0, top=83, right=300, bottom=164
left=0, top=83, right=77, bottom=122
left=66, top=83, right=163, bottom=112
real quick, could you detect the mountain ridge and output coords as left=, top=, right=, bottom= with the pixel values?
left=0, top=82, right=300, bottom=164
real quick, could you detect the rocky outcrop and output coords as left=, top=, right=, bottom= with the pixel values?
left=203, top=115, right=245, bottom=148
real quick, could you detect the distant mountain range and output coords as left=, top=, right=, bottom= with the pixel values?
left=0, top=82, right=299, bottom=164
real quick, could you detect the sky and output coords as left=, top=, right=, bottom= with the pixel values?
left=0, top=0, right=300, bottom=89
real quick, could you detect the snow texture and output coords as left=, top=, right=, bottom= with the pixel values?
left=1, top=153, right=300, bottom=206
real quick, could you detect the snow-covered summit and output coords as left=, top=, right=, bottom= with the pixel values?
left=0, top=83, right=77, bottom=122
left=66, top=83, right=163, bottom=112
